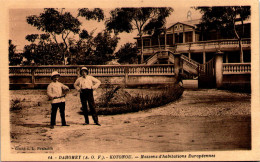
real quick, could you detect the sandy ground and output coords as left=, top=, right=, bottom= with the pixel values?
left=10, top=88, right=251, bottom=153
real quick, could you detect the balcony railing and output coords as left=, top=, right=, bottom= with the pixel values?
left=176, top=38, right=251, bottom=53
left=223, top=63, right=251, bottom=74
left=138, top=39, right=251, bottom=55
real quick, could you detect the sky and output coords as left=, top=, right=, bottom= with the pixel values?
left=9, top=7, right=202, bottom=52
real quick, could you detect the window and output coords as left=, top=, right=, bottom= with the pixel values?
left=167, top=34, right=173, bottom=45
left=137, top=39, right=151, bottom=47
left=143, top=39, right=151, bottom=47
left=175, top=33, right=183, bottom=43
left=137, top=40, right=141, bottom=47
left=179, top=24, right=183, bottom=30
left=185, top=32, right=193, bottom=42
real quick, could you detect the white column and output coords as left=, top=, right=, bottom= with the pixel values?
left=183, top=26, right=185, bottom=43
left=183, top=32, right=185, bottom=43
left=215, top=51, right=224, bottom=88
left=203, top=51, right=206, bottom=64
left=164, top=29, right=167, bottom=50
left=193, top=30, right=196, bottom=42
left=226, top=54, right=229, bottom=63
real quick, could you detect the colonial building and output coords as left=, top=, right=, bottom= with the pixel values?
left=135, top=19, right=251, bottom=65
left=134, top=19, right=251, bottom=89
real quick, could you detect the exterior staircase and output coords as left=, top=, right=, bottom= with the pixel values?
left=180, top=55, right=199, bottom=77
left=145, top=51, right=200, bottom=79
left=146, top=53, right=158, bottom=65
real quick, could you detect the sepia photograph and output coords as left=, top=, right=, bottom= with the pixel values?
left=1, top=0, right=260, bottom=161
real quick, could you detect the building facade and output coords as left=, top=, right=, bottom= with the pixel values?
left=134, top=19, right=251, bottom=89
left=135, top=19, right=251, bottom=65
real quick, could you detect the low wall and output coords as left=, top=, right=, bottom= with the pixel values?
left=9, top=75, right=177, bottom=89
left=9, top=65, right=177, bottom=89
left=223, top=74, right=251, bottom=84
left=222, top=74, right=251, bottom=89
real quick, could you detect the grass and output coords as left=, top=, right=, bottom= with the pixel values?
left=10, top=96, right=43, bottom=112
left=96, top=84, right=184, bottom=115
left=9, top=84, right=184, bottom=115
left=10, top=98, right=25, bottom=111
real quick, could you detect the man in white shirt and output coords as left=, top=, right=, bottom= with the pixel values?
left=74, top=67, right=101, bottom=126
left=47, top=71, right=70, bottom=129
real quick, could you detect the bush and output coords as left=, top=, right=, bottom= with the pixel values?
left=96, top=84, right=184, bottom=115
left=98, top=85, right=121, bottom=107
left=127, top=84, right=184, bottom=111
left=10, top=98, right=25, bottom=111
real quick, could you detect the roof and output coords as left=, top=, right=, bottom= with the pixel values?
left=134, top=18, right=251, bottom=39
left=166, top=19, right=201, bottom=29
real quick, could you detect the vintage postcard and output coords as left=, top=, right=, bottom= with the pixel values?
left=1, top=0, right=259, bottom=161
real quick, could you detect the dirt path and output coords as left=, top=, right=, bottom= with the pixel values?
left=10, top=89, right=251, bottom=153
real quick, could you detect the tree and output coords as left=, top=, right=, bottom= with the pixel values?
left=115, top=43, right=138, bottom=64
left=9, top=40, right=22, bottom=65
left=26, top=8, right=104, bottom=64
left=195, top=6, right=251, bottom=63
left=68, top=30, right=119, bottom=65
left=68, top=29, right=95, bottom=65
left=92, top=31, right=119, bottom=64
left=106, top=7, right=173, bottom=63
left=23, top=33, right=64, bottom=65
left=25, top=34, right=39, bottom=43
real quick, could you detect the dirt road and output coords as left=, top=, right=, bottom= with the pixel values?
left=10, top=89, right=251, bottom=153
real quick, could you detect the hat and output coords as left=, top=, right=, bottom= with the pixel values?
left=51, top=71, right=60, bottom=79
left=80, top=67, right=89, bottom=75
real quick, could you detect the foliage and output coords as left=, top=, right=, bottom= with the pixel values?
left=79, top=29, right=90, bottom=39
left=195, top=6, right=250, bottom=38
left=97, top=84, right=121, bottom=107
left=69, top=30, right=119, bottom=65
left=106, top=7, right=173, bottom=63
left=92, top=31, right=119, bottom=64
left=26, top=8, right=104, bottom=65
left=25, top=34, right=39, bottom=43
left=10, top=98, right=25, bottom=111
left=23, top=33, right=66, bottom=65
left=78, top=8, right=104, bottom=21
left=115, top=43, right=138, bottom=64
left=9, top=40, right=22, bottom=65
left=96, top=84, right=184, bottom=115
left=194, top=6, right=251, bottom=62
left=68, top=29, right=95, bottom=65
left=127, top=84, right=184, bottom=112
left=23, top=42, right=65, bottom=65
left=27, top=8, right=81, bottom=34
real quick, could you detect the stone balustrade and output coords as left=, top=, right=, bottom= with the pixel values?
left=10, top=65, right=175, bottom=76
left=223, top=63, right=251, bottom=74
left=9, top=65, right=176, bottom=89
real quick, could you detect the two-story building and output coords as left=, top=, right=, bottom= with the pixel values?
left=135, top=19, right=251, bottom=65
left=134, top=19, right=251, bottom=89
